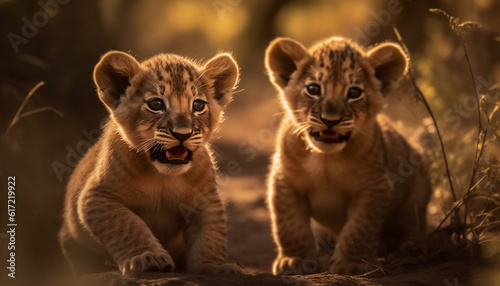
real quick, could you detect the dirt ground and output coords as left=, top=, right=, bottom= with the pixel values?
left=70, top=175, right=496, bottom=286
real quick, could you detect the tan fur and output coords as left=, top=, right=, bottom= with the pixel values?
left=59, top=51, right=243, bottom=275
left=265, top=36, right=432, bottom=275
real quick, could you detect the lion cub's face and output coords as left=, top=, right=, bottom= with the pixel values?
left=94, top=52, right=238, bottom=174
left=265, top=37, right=407, bottom=153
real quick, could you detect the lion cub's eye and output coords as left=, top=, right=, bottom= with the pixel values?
left=146, top=98, right=165, bottom=111
left=192, top=99, right=206, bottom=113
left=305, top=83, right=321, bottom=97
left=347, top=87, right=364, bottom=100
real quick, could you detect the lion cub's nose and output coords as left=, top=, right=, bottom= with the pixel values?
left=320, top=114, right=342, bottom=129
left=170, top=128, right=193, bottom=143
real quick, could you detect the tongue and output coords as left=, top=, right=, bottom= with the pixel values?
left=165, top=146, right=188, bottom=160
left=320, top=130, right=338, bottom=139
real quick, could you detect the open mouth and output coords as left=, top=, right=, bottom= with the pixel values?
left=309, top=130, right=351, bottom=143
left=150, top=144, right=192, bottom=164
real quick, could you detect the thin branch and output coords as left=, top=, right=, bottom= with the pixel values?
left=393, top=26, right=458, bottom=217
left=436, top=172, right=488, bottom=230
left=481, top=102, right=500, bottom=142
left=18, top=106, right=64, bottom=120
left=414, top=80, right=458, bottom=205
left=449, top=17, right=488, bottom=230
left=2, top=81, right=63, bottom=142
left=466, top=220, right=500, bottom=233
left=425, top=10, right=490, bottom=238
left=7, top=82, right=45, bottom=128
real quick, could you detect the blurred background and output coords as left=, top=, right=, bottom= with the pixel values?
left=0, top=0, right=499, bottom=284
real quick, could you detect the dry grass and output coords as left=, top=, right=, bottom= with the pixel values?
left=1, top=81, right=63, bottom=142
left=394, top=9, right=500, bottom=263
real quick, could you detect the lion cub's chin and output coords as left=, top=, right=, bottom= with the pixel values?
left=152, top=161, right=192, bottom=175
left=306, top=137, right=347, bottom=154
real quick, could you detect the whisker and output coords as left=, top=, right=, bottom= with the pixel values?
left=292, top=123, right=310, bottom=135
left=137, top=139, right=158, bottom=153
left=232, top=88, right=244, bottom=94
left=211, top=144, right=223, bottom=158
left=309, top=118, right=323, bottom=125
left=272, top=110, right=287, bottom=117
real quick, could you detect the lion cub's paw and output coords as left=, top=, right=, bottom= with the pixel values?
left=120, top=250, right=175, bottom=275
left=273, top=256, right=318, bottom=275
left=194, top=263, right=245, bottom=275
left=329, top=257, right=376, bottom=275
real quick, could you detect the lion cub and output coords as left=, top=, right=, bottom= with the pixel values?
left=265, top=37, right=432, bottom=275
left=59, top=51, right=243, bottom=275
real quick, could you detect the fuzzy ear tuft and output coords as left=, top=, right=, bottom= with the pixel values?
left=367, top=43, right=408, bottom=94
left=265, top=38, right=310, bottom=90
left=203, top=53, right=239, bottom=109
left=93, top=51, right=141, bottom=110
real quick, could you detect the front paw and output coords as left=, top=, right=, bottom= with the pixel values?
left=329, top=256, right=376, bottom=275
left=192, top=263, right=245, bottom=275
left=119, top=250, right=175, bottom=275
left=273, top=255, right=320, bottom=275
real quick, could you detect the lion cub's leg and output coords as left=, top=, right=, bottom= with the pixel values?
left=183, top=187, right=244, bottom=275
left=269, top=177, right=317, bottom=275
left=383, top=164, right=431, bottom=252
left=79, top=192, right=175, bottom=275
left=59, top=225, right=113, bottom=274
left=329, top=182, right=391, bottom=275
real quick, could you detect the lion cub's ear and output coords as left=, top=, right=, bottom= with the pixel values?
left=367, top=43, right=408, bottom=94
left=203, top=53, right=239, bottom=110
left=265, top=37, right=311, bottom=90
left=94, top=51, right=141, bottom=110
